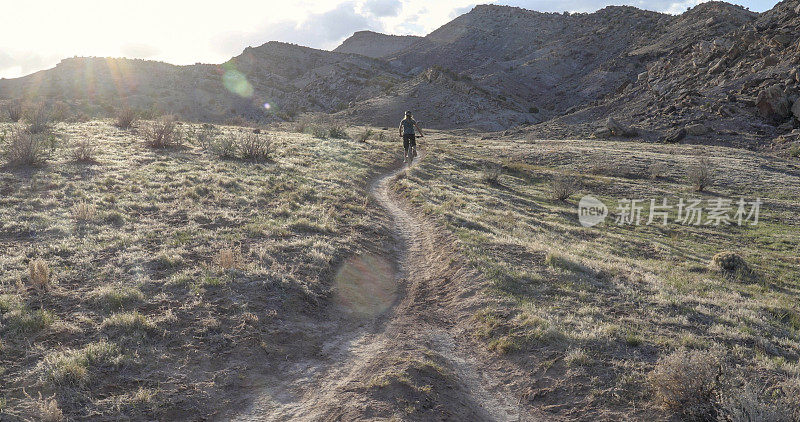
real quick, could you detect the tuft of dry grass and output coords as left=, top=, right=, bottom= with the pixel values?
left=3, top=126, right=50, bottom=166
left=70, top=137, right=97, bottom=162
left=114, top=108, right=137, bottom=129
left=142, top=116, right=181, bottom=148
left=648, top=349, right=722, bottom=421
left=215, top=246, right=237, bottom=270
left=28, top=259, right=51, bottom=290
left=71, top=201, right=97, bottom=223
left=359, top=128, right=374, bottom=142
left=36, top=396, right=64, bottom=422
left=687, top=158, right=713, bottom=192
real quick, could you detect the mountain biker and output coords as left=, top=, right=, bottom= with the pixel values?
left=399, top=111, right=424, bottom=162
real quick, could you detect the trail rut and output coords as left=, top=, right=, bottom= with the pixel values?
left=227, top=151, right=541, bottom=421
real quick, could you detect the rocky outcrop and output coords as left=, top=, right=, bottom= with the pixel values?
left=334, top=31, right=422, bottom=58
left=756, top=85, right=790, bottom=120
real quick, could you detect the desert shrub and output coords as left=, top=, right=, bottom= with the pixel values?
left=71, top=138, right=97, bottom=162
left=142, top=115, right=181, bottom=148
left=28, top=259, right=51, bottom=290
left=3, top=127, right=51, bottom=166
left=208, top=134, right=236, bottom=158
left=239, top=132, right=273, bottom=161
left=687, top=158, right=713, bottom=192
left=648, top=162, right=670, bottom=180
left=482, top=162, right=502, bottom=184
left=649, top=349, right=722, bottom=421
left=550, top=175, right=579, bottom=201
left=24, top=103, right=52, bottom=134
left=194, top=125, right=218, bottom=148
left=788, top=143, right=800, bottom=158
left=359, top=128, right=374, bottom=142
left=3, top=100, right=22, bottom=122
left=114, top=108, right=137, bottom=129
left=328, top=126, right=348, bottom=139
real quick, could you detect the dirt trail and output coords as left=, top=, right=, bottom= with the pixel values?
left=226, top=150, right=542, bottom=421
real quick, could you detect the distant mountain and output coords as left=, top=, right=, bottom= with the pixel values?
left=333, top=31, right=422, bottom=58
left=1, top=1, right=798, bottom=145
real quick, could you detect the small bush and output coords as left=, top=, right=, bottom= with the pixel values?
left=114, top=108, right=137, bottom=129
left=142, top=116, right=181, bottom=148
left=194, top=125, right=218, bottom=149
left=24, top=103, right=52, bottom=134
left=311, top=125, right=328, bottom=139
left=359, top=128, right=374, bottom=142
left=28, top=259, right=51, bottom=290
left=239, top=133, right=273, bottom=161
left=207, top=134, right=236, bottom=159
left=328, top=126, right=348, bottom=139
left=3, top=127, right=51, bottom=166
left=36, top=395, right=64, bottom=422
left=71, top=138, right=97, bottom=162
left=649, top=349, right=722, bottom=421
left=687, top=158, right=713, bottom=192
left=482, top=162, right=502, bottom=184
left=710, top=251, right=751, bottom=279
left=550, top=175, right=579, bottom=201
left=3, top=100, right=22, bottom=122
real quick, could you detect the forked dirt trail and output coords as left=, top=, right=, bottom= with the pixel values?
left=228, top=150, right=541, bottom=421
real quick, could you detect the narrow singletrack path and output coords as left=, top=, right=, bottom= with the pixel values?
left=227, top=150, right=541, bottom=421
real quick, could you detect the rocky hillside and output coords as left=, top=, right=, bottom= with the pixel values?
left=1, top=1, right=799, bottom=146
left=0, top=42, right=403, bottom=123
left=333, top=31, right=422, bottom=58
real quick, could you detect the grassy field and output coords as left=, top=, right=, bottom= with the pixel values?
left=0, top=120, right=396, bottom=420
left=394, top=134, right=800, bottom=420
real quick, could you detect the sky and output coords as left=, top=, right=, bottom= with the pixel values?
left=0, top=0, right=780, bottom=79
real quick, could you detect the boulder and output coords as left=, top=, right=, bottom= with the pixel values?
left=756, top=85, right=790, bottom=119
left=663, top=128, right=687, bottom=144
left=686, top=124, right=710, bottom=136
left=606, top=117, right=637, bottom=137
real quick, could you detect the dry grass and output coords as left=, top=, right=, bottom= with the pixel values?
left=394, top=135, right=800, bottom=420
left=0, top=120, right=395, bottom=420
left=481, top=162, right=502, bottom=184
left=28, top=259, right=51, bottom=290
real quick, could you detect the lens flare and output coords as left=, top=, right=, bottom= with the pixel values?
left=263, top=102, right=271, bottom=110
left=221, top=63, right=253, bottom=98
